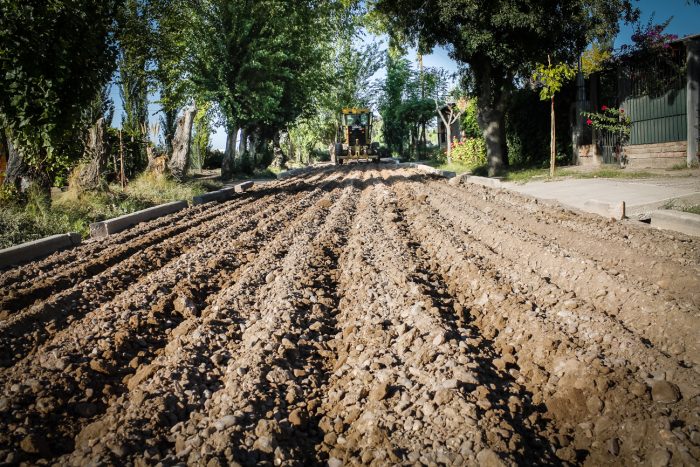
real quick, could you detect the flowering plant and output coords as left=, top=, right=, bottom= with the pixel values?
left=581, top=106, right=631, bottom=140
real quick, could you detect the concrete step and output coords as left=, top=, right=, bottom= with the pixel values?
left=626, top=152, right=686, bottom=159
left=650, top=210, right=700, bottom=237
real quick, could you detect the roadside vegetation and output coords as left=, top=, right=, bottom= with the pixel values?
left=1, top=0, right=689, bottom=249
left=0, top=174, right=221, bottom=248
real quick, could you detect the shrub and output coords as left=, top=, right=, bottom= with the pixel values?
left=450, top=138, right=487, bottom=167
left=203, top=149, right=224, bottom=169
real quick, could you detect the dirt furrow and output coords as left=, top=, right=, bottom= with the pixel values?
left=436, top=181, right=700, bottom=307
left=1, top=166, right=698, bottom=466
left=0, top=176, right=342, bottom=463
left=392, top=177, right=700, bottom=465
left=60, top=173, right=356, bottom=465
left=0, top=190, right=308, bottom=369
left=461, top=180, right=700, bottom=270
left=309, top=175, right=546, bottom=465
left=416, top=180, right=699, bottom=368
left=0, top=192, right=269, bottom=315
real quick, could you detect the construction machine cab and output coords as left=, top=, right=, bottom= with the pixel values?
left=331, top=108, right=380, bottom=165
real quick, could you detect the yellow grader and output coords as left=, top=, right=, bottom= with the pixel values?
left=330, top=108, right=380, bottom=165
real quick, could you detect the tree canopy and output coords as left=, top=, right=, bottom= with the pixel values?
left=372, top=0, right=638, bottom=174
left=0, top=0, right=120, bottom=186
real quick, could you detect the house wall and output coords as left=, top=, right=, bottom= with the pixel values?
left=437, top=120, right=462, bottom=148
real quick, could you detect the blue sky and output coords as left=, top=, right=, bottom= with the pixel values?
left=111, top=0, right=699, bottom=150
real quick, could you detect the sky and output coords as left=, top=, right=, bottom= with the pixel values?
left=111, top=0, right=699, bottom=151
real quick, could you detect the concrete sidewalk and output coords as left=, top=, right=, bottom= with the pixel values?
left=502, top=176, right=700, bottom=219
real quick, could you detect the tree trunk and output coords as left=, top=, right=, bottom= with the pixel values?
left=2, top=130, right=27, bottom=192
left=162, top=107, right=178, bottom=156
left=479, top=107, right=506, bottom=177
left=222, top=128, right=236, bottom=180
left=272, top=131, right=288, bottom=170
left=75, top=118, right=108, bottom=191
left=445, top=122, right=452, bottom=164
left=550, top=96, right=556, bottom=177
left=168, top=105, right=197, bottom=180
left=474, top=61, right=509, bottom=176
left=249, top=129, right=260, bottom=167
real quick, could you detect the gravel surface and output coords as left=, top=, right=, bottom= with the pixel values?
left=0, top=165, right=699, bottom=466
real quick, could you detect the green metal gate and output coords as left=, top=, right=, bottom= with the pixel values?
left=625, top=87, right=687, bottom=145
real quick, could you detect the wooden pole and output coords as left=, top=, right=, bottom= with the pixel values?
left=119, top=130, right=126, bottom=189
left=548, top=55, right=556, bottom=178
left=550, top=96, right=556, bottom=177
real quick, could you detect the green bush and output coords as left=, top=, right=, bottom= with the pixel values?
left=203, top=149, right=224, bottom=169
left=450, top=137, right=487, bottom=167
left=461, top=99, right=481, bottom=138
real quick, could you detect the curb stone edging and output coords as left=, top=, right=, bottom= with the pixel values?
left=398, top=162, right=456, bottom=179
left=89, top=200, right=188, bottom=239
left=451, top=174, right=502, bottom=188
left=234, top=181, right=254, bottom=193
left=650, top=210, right=700, bottom=237
left=192, top=187, right=237, bottom=205
left=192, top=180, right=255, bottom=205
left=0, top=232, right=81, bottom=269
left=583, top=199, right=626, bottom=220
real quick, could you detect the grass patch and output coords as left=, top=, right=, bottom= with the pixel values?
left=0, top=173, right=223, bottom=249
left=502, top=167, right=551, bottom=183
left=503, top=166, right=656, bottom=183
left=559, top=168, right=655, bottom=179
left=680, top=205, right=700, bottom=215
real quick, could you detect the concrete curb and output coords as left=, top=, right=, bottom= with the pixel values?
left=192, top=187, right=237, bottom=205
left=650, top=210, right=700, bottom=237
left=398, top=162, right=456, bottom=179
left=234, top=180, right=254, bottom=193
left=451, top=174, right=502, bottom=188
left=277, top=168, right=312, bottom=180
left=0, top=232, right=81, bottom=269
left=583, top=199, right=626, bottom=220
left=90, top=200, right=188, bottom=239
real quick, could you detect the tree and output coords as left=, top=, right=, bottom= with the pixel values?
left=532, top=58, right=575, bottom=177
left=116, top=0, right=152, bottom=175
left=435, top=99, right=467, bottom=164
left=186, top=0, right=345, bottom=178
left=373, top=0, right=638, bottom=175
left=168, top=105, right=196, bottom=179
left=0, top=0, right=120, bottom=189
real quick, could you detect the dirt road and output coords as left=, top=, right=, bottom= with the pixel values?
left=1, top=165, right=699, bottom=466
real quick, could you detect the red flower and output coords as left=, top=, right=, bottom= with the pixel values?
left=586, top=119, right=593, bottom=126
left=620, top=109, right=624, bottom=114
left=601, top=105, right=608, bottom=111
